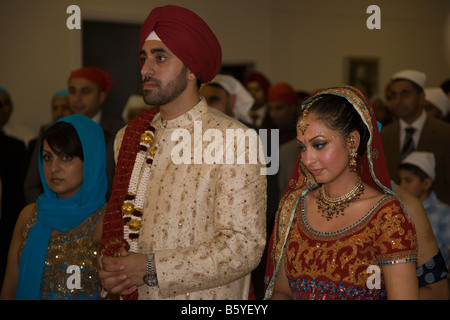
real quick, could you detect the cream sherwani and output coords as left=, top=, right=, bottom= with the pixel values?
left=114, top=99, right=267, bottom=299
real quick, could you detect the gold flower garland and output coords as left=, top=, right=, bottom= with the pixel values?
left=121, top=125, right=158, bottom=252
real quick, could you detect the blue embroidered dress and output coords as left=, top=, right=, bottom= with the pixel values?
left=15, top=115, right=107, bottom=299
left=19, top=205, right=105, bottom=299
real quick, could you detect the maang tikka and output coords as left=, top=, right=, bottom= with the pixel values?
left=298, top=97, right=323, bottom=135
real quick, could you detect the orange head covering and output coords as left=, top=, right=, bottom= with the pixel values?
left=267, top=82, right=298, bottom=105
left=68, top=67, right=113, bottom=93
left=139, top=5, right=222, bottom=83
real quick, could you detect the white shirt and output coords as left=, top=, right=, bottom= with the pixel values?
left=90, top=110, right=102, bottom=124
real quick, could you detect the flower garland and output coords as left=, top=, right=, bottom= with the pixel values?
left=121, top=124, right=158, bottom=252
left=98, top=108, right=159, bottom=300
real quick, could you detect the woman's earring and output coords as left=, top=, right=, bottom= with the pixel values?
left=348, top=136, right=358, bottom=172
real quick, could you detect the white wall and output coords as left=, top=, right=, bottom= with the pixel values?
left=1, top=0, right=449, bottom=136
left=271, top=0, right=450, bottom=92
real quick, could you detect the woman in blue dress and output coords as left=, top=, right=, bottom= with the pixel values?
left=1, top=114, right=107, bottom=299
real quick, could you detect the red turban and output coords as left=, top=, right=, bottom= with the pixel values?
left=68, top=67, right=113, bottom=93
left=243, top=72, right=271, bottom=96
left=267, top=82, right=298, bottom=105
left=139, top=5, right=222, bottom=83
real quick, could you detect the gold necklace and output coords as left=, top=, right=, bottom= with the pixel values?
left=317, top=176, right=365, bottom=220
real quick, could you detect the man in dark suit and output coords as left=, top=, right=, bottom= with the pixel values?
left=0, top=89, right=26, bottom=287
left=24, top=67, right=124, bottom=202
left=381, top=69, right=450, bottom=205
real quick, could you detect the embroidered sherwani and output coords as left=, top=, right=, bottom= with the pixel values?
left=114, top=100, right=267, bottom=299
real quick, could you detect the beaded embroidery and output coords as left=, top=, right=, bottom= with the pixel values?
left=288, top=277, right=386, bottom=300
left=283, top=193, right=417, bottom=300
left=20, top=205, right=105, bottom=300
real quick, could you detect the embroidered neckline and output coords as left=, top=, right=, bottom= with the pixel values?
left=299, top=193, right=392, bottom=240
left=157, top=99, right=208, bottom=129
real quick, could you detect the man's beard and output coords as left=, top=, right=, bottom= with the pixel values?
left=142, top=66, right=188, bottom=107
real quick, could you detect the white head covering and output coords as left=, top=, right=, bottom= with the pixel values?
left=121, top=94, right=152, bottom=122
left=402, top=151, right=435, bottom=181
left=146, top=30, right=161, bottom=41
left=392, top=69, right=427, bottom=89
left=370, top=93, right=388, bottom=105
left=205, top=74, right=254, bottom=124
left=424, top=87, right=450, bottom=117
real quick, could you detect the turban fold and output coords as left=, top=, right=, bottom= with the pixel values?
left=68, top=67, right=113, bottom=93
left=267, top=82, right=298, bottom=105
left=139, top=5, right=222, bottom=83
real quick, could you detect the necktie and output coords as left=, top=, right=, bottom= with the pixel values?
left=401, top=127, right=416, bottom=160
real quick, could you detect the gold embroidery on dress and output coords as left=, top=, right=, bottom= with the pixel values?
left=20, top=205, right=106, bottom=299
left=284, top=195, right=417, bottom=292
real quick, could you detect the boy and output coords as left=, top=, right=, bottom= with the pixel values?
left=399, top=151, right=450, bottom=273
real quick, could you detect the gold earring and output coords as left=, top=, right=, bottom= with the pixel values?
left=348, top=136, right=358, bottom=172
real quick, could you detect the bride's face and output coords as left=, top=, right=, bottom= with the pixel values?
left=296, top=115, right=352, bottom=184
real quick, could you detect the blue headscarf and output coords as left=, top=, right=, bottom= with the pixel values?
left=16, top=114, right=107, bottom=300
left=52, top=89, right=68, bottom=100
left=0, top=86, right=10, bottom=98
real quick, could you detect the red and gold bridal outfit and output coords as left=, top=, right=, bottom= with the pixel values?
left=285, top=194, right=416, bottom=300
left=264, top=86, right=418, bottom=300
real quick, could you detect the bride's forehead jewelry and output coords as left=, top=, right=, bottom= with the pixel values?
left=298, top=97, right=322, bottom=135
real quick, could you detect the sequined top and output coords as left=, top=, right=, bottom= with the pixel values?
left=285, top=194, right=417, bottom=300
left=19, top=204, right=105, bottom=300
left=114, top=99, right=267, bottom=299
